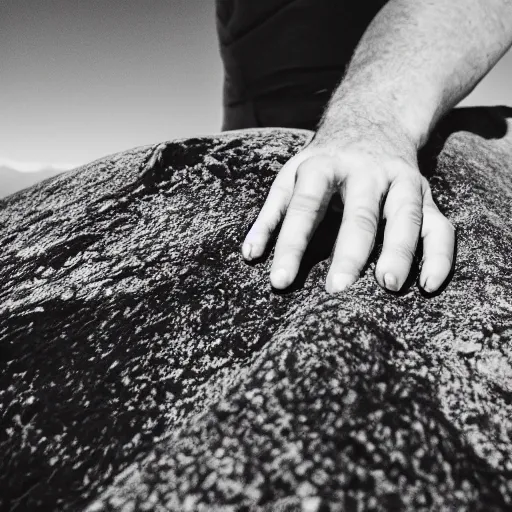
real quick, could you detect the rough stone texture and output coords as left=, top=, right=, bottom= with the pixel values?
left=1, top=107, right=512, bottom=511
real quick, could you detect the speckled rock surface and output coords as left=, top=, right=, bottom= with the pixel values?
left=1, top=108, right=512, bottom=512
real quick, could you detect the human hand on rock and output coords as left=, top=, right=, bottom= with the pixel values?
left=241, top=120, right=455, bottom=294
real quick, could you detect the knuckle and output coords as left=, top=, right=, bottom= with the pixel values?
left=398, top=202, right=423, bottom=228
left=395, top=171, right=422, bottom=193
left=295, top=157, right=319, bottom=179
left=351, top=206, right=379, bottom=235
left=288, top=192, right=323, bottom=215
left=409, top=208, right=423, bottom=229
left=296, top=154, right=337, bottom=181
left=391, top=159, right=420, bottom=181
left=295, top=163, right=310, bottom=180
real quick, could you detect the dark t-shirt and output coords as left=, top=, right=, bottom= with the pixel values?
left=216, top=0, right=388, bottom=131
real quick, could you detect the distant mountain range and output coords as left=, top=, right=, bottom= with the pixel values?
left=0, top=166, right=68, bottom=199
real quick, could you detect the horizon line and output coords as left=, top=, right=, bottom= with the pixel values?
left=0, top=156, right=82, bottom=173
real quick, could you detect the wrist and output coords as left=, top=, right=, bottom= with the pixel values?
left=315, top=80, right=439, bottom=150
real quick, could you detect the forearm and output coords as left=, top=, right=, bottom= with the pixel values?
left=316, top=0, right=512, bottom=148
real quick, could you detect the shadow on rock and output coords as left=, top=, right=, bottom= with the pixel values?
left=419, top=105, right=512, bottom=178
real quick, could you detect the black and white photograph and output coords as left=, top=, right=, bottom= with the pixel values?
left=1, top=1, right=512, bottom=510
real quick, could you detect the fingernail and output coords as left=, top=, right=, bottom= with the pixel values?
left=242, top=242, right=252, bottom=260
left=250, top=244, right=264, bottom=259
left=329, top=273, right=356, bottom=293
left=422, top=277, right=434, bottom=293
left=384, top=272, right=399, bottom=291
left=271, top=268, right=289, bottom=289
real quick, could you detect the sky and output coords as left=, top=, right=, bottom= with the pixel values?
left=0, top=0, right=223, bottom=170
left=1, top=0, right=512, bottom=171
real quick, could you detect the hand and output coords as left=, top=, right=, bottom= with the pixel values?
left=241, top=122, right=455, bottom=294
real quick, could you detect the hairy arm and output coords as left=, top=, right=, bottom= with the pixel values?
left=317, top=0, right=512, bottom=147
left=243, top=0, right=512, bottom=294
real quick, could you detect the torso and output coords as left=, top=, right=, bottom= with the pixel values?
left=216, top=0, right=388, bottom=130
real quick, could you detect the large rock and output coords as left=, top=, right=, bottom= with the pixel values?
left=1, top=108, right=512, bottom=511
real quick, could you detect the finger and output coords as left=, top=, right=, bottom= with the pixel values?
left=376, top=176, right=423, bottom=291
left=242, top=153, right=310, bottom=261
left=270, top=156, right=337, bottom=289
left=326, top=175, right=384, bottom=293
left=419, top=186, right=455, bottom=292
